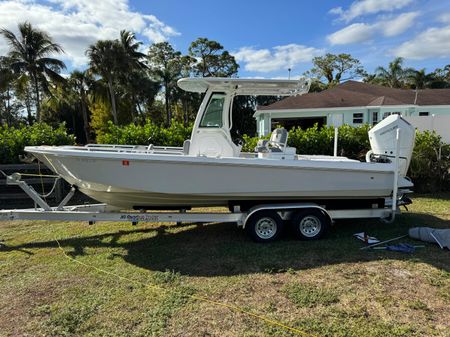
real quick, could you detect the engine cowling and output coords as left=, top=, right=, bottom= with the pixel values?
left=368, top=115, right=416, bottom=176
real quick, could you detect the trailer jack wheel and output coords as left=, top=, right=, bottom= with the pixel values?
left=291, top=209, right=329, bottom=240
left=246, top=210, right=284, bottom=243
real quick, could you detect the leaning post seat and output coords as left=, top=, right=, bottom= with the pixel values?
left=255, top=128, right=296, bottom=160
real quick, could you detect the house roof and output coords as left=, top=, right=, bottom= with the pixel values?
left=257, top=80, right=450, bottom=111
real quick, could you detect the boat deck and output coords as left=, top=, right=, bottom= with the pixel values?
left=55, top=144, right=357, bottom=162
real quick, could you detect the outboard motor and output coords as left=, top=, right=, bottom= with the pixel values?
left=367, top=115, right=415, bottom=176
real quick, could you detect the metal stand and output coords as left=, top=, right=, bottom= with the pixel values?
left=333, top=127, right=338, bottom=157
left=6, top=173, right=52, bottom=211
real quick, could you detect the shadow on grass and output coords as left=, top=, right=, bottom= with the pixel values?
left=2, top=212, right=449, bottom=276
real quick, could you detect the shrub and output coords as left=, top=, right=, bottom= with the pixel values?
left=408, top=131, right=450, bottom=192
left=96, top=120, right=193, bottom=147
left=0, top=123, right=75, bottom=164
left=241, top=134, right=265, bottom=152
left=242, top=124, right=371, bottom=160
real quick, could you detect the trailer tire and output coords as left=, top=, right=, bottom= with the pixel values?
left=246, top=210, right=283, bottom=243
left=291, top=209, right=329, bottom=240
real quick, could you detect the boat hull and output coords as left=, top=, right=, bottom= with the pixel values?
left=26, top=146, right=413, bottom=209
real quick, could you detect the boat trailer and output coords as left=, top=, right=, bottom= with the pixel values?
left=0, top=169, right=408, bottom=242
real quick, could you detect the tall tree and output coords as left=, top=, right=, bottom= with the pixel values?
left=429, top=65, right=450, bottom=88
left=406, top=68, right=435, bottom=89
left=0, top=22, right=66, bottom=122
left=148, top=42, right=183, bottom=125
left=170, top=55, right=199, bottom=125
left=121, top=71, right=160, bottom=123
left=87, top=31, right=149, bottom=125
left=0, top=56, right=19, bottom=125
left=305, top=53, right=364, bottom=86
left=14, top=74, right=35, bottom=124
left=118, top=30, right=148, bottom=122
left=119, top=30, right=147, bottom=70
left=188, top=38, right=239, bottom=77
left=86, top=39, right=123, bottom=124
left=68, top=70, right=94, bottom=142
left=374, top=57, right=411, bottom=88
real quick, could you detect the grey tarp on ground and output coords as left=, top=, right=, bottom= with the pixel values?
left=409, top=227, right=450, bottom=249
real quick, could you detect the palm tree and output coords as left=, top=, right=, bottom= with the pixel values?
left=69, top=70, right=94, bottom=142
left=86, top=40, right=122, bottom=124
left=407, top=68, right=435, bottom=89
left=0, top=56, right=17, bottom=125
left=375, top=57, right=410, bottom=88
left=148, top=42, right=183, bottom=125
left=119, top=30, right=147, bottom=70
left=118, top=30, right=148, bottom=121
left=0, top=22, right=66, bottom=122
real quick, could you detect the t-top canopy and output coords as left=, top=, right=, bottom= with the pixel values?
left=177, top=77, right=310, bottom=96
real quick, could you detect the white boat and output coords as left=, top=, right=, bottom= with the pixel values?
left=25, top=77, right=415, bottom=210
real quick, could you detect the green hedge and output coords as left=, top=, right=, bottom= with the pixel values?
left=0, top=123, right=75, bottom=164
left=96, top=120, right=193, bottom=147
left=409, top=131, right=450, bottom=192
left=242, top=124, right=370, bottom=160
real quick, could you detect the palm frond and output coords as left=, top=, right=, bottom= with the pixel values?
left=37, top=57, right=66, bottom=71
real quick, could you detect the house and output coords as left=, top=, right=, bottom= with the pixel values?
left=254, top=81, right=450, bottom=142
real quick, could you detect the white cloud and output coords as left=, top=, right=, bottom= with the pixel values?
left=0, top=0, right=179, bottom=67
left=438, top=13, right=450, bottom=23
left=233, top=44, right=323, bottom=73
left=393, top=25, right=450, bottom=59
left=381, top=12, right=419, bottom=36
left=327, top=23, right=375, bottom=45
left=330, top=0, right=413, bottom=22
left=327, top=12, right=419, bottom=45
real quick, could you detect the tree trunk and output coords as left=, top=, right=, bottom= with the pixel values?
left=6, top=87, right=11, bottom=125
left=80, top=90, right=91, bottom=143
left=183, top=97, right=188, bottom=126
left=71, top=110, right=76, bottom=136
left=165, top=79, right=171, bottom=126
left=130, top=93, right=137, bottom=124
left=136, top=100, right=143, bottom=118
left=0, top=101, right=4, bottom=126
left=25, top=88, right=33, bottom=125
left=107, top=77, right=118, bottom=124
left=32, top=73, right=41, bottom=122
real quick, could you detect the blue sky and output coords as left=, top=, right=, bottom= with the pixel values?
left=1, top=0, right=450, bottom=79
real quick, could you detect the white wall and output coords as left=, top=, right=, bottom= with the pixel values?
left=404, top=115, right=450, bottom=143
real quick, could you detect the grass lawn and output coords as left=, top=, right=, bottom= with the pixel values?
left=0, top=193, right=449, bottom=337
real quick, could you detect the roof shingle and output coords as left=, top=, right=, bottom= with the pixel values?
left=258, top=81, right=450, bottom=110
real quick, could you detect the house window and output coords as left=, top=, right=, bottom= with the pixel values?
left=383, top=112, right=391, bottom=119
left=372, top=111, right=378, bottom=125
left=353, top=113, right=364, bottom=124
left=419, top=111, right=429, bottom=116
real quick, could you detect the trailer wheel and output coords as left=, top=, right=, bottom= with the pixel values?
left=291, top=209, right=329, bottom=240
left=246, top=210, right=283, bottom=243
